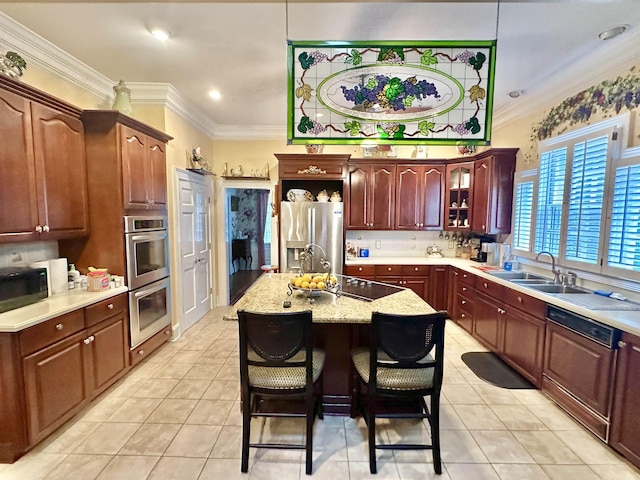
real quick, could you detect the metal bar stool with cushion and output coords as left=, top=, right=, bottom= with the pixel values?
left=238, top=309, right=325, bottom=475
left=351, top=310, right=448, bottom=474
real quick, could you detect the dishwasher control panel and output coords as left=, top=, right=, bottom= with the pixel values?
left=546, top=305, right=620, bottom=348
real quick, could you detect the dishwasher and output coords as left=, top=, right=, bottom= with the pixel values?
left=542, top=305, right=621, bottom=441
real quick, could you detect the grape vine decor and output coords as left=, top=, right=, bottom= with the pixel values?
left=524, top=65, right=640, bottom=165
left=289, top=41, right=496, bottom=145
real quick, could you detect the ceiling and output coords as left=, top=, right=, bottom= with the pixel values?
left=1, top=1, right=639, bottom=136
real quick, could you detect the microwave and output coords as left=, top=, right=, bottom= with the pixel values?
left=0, top=266, right=48, bottom=314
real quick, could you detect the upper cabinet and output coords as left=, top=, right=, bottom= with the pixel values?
left=120, top=124, right=168, bottom=210
left=396, top=164, right=445, bottom=231
left=81, top=111, right=173, bottom=213
left=0, top=77, right=89, bottom=243
left=347, top=162, right=395, bottom=230
left=445, top=162, right=474, bottom=231
left=470, top=149, right=518, bottom=235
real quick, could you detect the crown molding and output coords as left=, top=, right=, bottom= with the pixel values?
left=0, top=12, right=218, bottom=138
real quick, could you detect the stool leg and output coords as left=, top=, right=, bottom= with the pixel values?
left=241, top=393, right=251, bottom=473
left=305, top=390, right=314, bottom=475
left=431, top=393, right=442, bottom=474
left=368, top=396, right=377, bottom=474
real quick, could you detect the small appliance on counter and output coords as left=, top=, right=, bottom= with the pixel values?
left=0, top=266, right=48, bottom=313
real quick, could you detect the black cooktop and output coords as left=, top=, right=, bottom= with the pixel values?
left=337, top=275, right=406, bottom=301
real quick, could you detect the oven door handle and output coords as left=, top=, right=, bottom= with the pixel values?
left=133, top=281, right=167, bottom=298
left=129, top=233, right=167, bottom=243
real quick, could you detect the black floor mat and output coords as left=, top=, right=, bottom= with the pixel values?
left=461, top=352, right=535, bottom=389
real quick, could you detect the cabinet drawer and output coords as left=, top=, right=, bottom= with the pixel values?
left=456, top=293, right=474, bottom=314
left=475, top=277, right=505, bottom=297
left=455, top=269, right=475, bottom=285
left=21, top=309, right=85, bottom=356
left=345, top=265, right=375, bottom=277
left=85, top=294, right=128, bottom=328
left=402, top=265, right=430, bottom=276
left=457, top=283, right=472, bottom=296
left=375, top=265, right=403, bottom=276
left=503, top=288, right=546, bottom=318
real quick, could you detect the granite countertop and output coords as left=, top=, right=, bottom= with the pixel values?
left=0, top=286, right=129, bottom=333
left=347, top=256, right=640, bottom=337
left=224, top=273, right=435, bottom=323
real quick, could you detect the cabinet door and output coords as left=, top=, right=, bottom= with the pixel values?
left=474, top=292, right=503, bottom=352
left=346, top=165, right=369, bottom=228
left=544, top=321, right=614, bottom=417
left=120, top=125, right=150, bottom=210
left=421, top=165, right=445, bottom=230
left=31, top=103, right=89, bottom=238
left=0, top=89, right=39, bottom=242
left=370, top=165, right=395, bottom=230
left=610, top=332, right=640, bottom=467
left=502, top=306, right=545, bottom=386
left=404, top=277, right=428, bottom=300
left=23, top=331, right=90, bottom=445
left=471, top=159, right=490, bottom=234
left=87, top=313, right=129, bottom=397
left=445, top=162, right=473, bottom=230
left=395, top=166, right=420, bottom=229
left=148, top=139, right=167, bottom=210
left=428, top=266, right=448, bottom=311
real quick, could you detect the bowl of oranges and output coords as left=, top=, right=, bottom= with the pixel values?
left=287, top=272, right=340, bottom=298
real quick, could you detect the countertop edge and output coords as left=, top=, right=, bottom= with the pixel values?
left=0, top=287, right=129, bottom=333
left=346, top=257, right=640, bottom=337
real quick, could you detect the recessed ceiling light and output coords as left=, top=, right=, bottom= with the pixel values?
left=509, top=90, right=525, bottom=98
left=209, top=90, right=222, bottom=101
left=150, top=28, right=170, bottom=41
left=598, top=25, right=627, bottom=41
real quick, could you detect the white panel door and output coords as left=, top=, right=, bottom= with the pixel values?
left=178, top=172, right=212, bottom=333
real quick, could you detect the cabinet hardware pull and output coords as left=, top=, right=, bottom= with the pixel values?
left=35, top=225, right=43, bottom=233
left=358, top=267, right=363, bottom=271
left=414, top=267, right=419, bottom=271
left=43, top=225, right=50, bottom=232
left=461, top=313, right=466, bottom=318
left=618, top=341, right=627, bottom=349
left=482, top=224, right=486, bottom=230
left=107, top=303, right=114, bottom=309
left=84, top=337, right=91, bottom=344
left=454, top=272, right=459, bottom=276
left=483, top=282, right=488, bottom=288
left=164, top=330, right=171, bottom=335
left=517, top=297, right=523, bottom=303
left=138, top=350, right=144, bottom=355
left=463, top=274, right=468, bottom=278
left=55, top=323, right=64, bottom=331
left=462, top=287, right=467, bottom=291
left=461, top=300, right=466, bottom=305
left=387, top=267, right=392, bottom=271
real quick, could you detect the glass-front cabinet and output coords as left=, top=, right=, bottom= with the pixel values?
left=445, top=162, right=474, bottom=230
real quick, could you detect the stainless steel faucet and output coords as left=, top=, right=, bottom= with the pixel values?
left=535, top=251, right=562, bottom=284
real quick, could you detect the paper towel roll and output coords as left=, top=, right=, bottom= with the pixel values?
left=49, top=258, right=68, bottom=294
left=31, top=260, right=52, bottom=297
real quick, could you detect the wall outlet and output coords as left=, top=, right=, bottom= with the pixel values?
left=11, top=252, right=23, bottom=263
left=356, top=234, right=362, bottom=240
left=375, top=241, right=381, bottom=249
left=411, top=234, right=416, bottom=241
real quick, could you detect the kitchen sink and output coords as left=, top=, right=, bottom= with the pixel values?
left=488, top=271, right=549, bottom=281
left=510, top=279, right=555, bottom=285
left=525, top=284, right=589, bottom=294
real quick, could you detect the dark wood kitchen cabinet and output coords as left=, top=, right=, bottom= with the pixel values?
left=61, top=111, right=172, bottom=277
left=0, top=76, right=89, bottom=243
left=395, top=164, right=445, bottom=230
left=444, top=162, right=473, bottom=231
left=347, top=162, right=395, bottom=229
left=610, top=332, right=640, bottom=466
left=0, top=294, right=129, bottom=462
left=428, top=265, right=448, bottom=311
left=375, top=264, right=429, bottom=300
left=471, top=148, right=518, bottom=235
left=451, top=268, right=475, bottom=334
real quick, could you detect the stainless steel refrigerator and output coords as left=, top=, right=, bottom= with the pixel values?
left=280, top=202, right=344, bottom=275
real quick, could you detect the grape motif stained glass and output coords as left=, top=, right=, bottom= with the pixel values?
left=288, top=41, right=496, bottom=145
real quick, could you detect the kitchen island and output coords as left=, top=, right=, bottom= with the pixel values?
left=225, top=273, right=437, bottom=414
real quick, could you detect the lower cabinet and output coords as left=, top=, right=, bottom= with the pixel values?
left=610, top=332, right=640, bottom=466
left=1, top=294, right=129, bottom=462
left=501, top=306, right=545, bottom=387
left=473, top=292, right=504, bottom=353
left=375, top=264, right=429, bottom=300
left=428, top=265, right=448, bottom=311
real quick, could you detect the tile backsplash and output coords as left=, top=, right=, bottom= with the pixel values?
left=0, top=241, right=59, bottom=269
left=345, top=230, right=460, bottom=258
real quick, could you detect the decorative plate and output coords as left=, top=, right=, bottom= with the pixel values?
left=287, top=189, right=314, bottom=202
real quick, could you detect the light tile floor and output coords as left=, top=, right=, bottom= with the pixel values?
left=2, top=306, right=640, bottom=480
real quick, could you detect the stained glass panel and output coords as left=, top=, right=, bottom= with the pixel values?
left=288, top=40, right=496, bottom=145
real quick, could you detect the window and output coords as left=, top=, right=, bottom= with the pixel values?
left=513, top=113, right=640, bottom=279
left=512, top=174, right=534, bottom=251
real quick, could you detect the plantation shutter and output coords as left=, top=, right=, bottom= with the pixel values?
left=513, top=181, right=534, bottom=251
left=565, top=136, right=608, bottom=264
left=534, top=147, right=567, bottom=256
left=608, top=164, right=640, bottom=272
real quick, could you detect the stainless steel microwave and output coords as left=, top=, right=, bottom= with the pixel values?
left=0, top=266, right=48, bottom=314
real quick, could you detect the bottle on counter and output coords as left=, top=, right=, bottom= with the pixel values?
left=68, top=264, right=80, bottom=289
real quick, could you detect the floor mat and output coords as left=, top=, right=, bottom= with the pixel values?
left=461, top=352, right=535, bottom=389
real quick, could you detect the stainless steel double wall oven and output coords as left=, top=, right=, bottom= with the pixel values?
left=124, top=216, right=172, bottom=348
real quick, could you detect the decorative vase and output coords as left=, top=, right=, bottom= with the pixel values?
left=112, top=80, right=133, bottom=116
